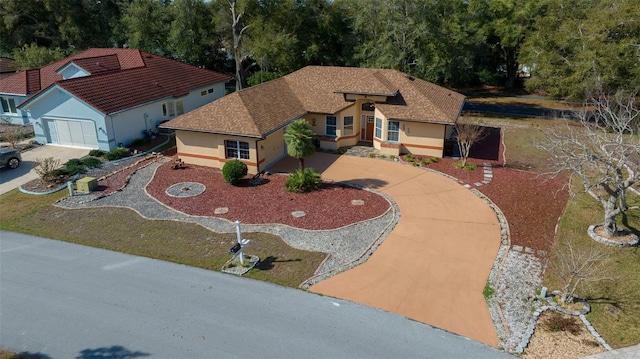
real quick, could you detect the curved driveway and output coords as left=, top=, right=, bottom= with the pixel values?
left=307, top=155, right=501, bottom=347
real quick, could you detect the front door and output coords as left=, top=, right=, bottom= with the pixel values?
left=361, top=115, right=375, bottom=141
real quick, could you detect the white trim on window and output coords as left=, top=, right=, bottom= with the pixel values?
left=326, top=116, right=337, bottom=137
left=343, top=116, right=354, bottom=135
left=374, top=117, right=382, bottom=139
left=225, top=140, right=250, bottom=159
left=388, top=121, right=400, bottom=142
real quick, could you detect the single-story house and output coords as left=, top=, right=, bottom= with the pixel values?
left=0, top=48, right=230, bottom=150
left=161, top=66, right=465, bottom=174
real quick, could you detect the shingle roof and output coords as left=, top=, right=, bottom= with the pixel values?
left=0, top=57, right=15, bottom=74
left=162, top=66, right=465, bottom=137
left=1, top=48, right=230, bottom=114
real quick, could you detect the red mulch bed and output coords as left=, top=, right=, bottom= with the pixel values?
left=145, top=161, right=391, bottom=230
left=478, top=168, right=568, bottom=254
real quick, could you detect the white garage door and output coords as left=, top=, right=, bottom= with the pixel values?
left=45, top=119, right=98, bottom=148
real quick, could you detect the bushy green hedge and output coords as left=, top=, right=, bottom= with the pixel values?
left=104, top=147, right=130, bottom=161
left=285, top=168, right=322, bottom=193
left=89, top=149, right=105, bottom=157
left=222, top=159, right=248, bottom=184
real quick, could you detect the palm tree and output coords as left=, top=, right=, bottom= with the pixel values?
left=284, top=118, right=316, bottom=170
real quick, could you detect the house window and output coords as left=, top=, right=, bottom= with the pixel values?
left=362, top=102, right=375, bottom=112
left=163, top=102, right=176, bottom=117
left=168, top=102, right=175, bottom=116
left=0, top=97, right=16, bottom=114
left=343, top=116, right=354, bottom=135
left=208, top=88, right=214, bottom=93
left=176, top=100, right=184, bottom=115
left=200, top=90, right=207, bottom=96
left=326, top=116, right=337, bottom=137
left=374, top=117, right=382, bottom=139
left=388, top=121, right=400, bottom=142
left=225, top=140, right=250, bottom=159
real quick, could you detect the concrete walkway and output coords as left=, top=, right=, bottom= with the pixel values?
left=273, top=154, right=501, bottom=347
left=0, top=145, right=89, bottom=195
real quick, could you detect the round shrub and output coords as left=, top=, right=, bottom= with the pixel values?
left=285, top=168, right=322, bottom=193
left=222, top=159, right=248, bottom=184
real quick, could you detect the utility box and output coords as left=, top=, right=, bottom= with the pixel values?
left=76, top=177, right=97, bottom=193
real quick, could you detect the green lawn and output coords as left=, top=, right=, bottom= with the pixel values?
left=0, top=189, right=326, bottom=288
left=546, top=192, right=640, bottom=348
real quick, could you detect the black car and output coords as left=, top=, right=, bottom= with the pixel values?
left=0, top=148, right=21, bottom=169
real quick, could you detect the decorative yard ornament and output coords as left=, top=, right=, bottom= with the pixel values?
left=229, top=220, right=250, bottom=265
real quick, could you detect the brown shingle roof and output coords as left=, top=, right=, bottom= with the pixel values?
left=5, top=49, right=230, bottom=114
left=162, top=66, right=465, bottom=137
left=165, top=77, right=306, bottom=137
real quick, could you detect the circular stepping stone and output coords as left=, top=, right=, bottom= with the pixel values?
left=214, top=207, right=229, bottom=214
left=165, top=182, right=206, bottom=197
left=291, top=210, right=306, bottom=218
left=351, top=199, right=365, bottom=206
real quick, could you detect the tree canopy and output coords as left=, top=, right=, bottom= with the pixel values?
left=1, top=0, right=638, bottom=98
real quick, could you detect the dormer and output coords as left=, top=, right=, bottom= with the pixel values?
left=57, top=62, right=91, bottom=80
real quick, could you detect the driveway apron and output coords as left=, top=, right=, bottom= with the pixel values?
left=309, top=156, right=501, bottom=347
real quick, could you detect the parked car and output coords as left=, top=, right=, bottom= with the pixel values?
left=0, top=148, right=21, bottom=169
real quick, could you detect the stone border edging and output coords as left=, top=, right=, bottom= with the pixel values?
left=18, top=173, right=80, bottom=195
left=588, top=224, right=639, bottom=247
left=17, top=134, right=171, bottom=196
left=515, top=300, right=612, bottom=354
left=470, top=188, right=513, bottom=348
left=298, top=185, right=400, bottom=289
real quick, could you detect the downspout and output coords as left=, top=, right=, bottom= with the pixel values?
left=109, top=115, right=117, bottom=149
left=255, top=139, right=261, bottom=172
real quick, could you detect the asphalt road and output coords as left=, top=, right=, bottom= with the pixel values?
left=0, top=231, right=513, bottom=359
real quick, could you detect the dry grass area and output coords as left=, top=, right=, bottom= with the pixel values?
left=524, top=312, right=604, bottom=359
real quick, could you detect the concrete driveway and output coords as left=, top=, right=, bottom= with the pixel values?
left=274, top=154, right=502, bottom=347
left=0, top=145, right=89, bottom=195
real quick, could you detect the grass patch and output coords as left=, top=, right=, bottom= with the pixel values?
left=0, top=351, right=34, bottom=359
left=483, top=282, right=495, bottom=299
left=465, top=95, right=577, bottom=110
left=546, top=191, right=640, bottom=348
left=0, top=190, right=325, bottom=288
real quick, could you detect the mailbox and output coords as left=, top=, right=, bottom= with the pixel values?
left=229, top=243, right=242, bottom=254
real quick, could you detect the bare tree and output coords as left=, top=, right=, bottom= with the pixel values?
left=455, top=122, right=487, bottom=167
left=536, top=94, right=640, bottom=238
left=549, top=239, right=614, bottom=304
left=229, top=0, right=253, bottom=90
left=0, top=116, right=22, bottom=149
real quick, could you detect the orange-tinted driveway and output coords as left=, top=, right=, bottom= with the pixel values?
left=307, top=155, right=501, bottom=347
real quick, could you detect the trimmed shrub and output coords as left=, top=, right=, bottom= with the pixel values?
left=81, top=157, right=102, bottom=169
left=285, top=168, right=322, bottom=193
left=454, top=161, right=477, bottom=170
left=88, top=149, right=105, bottom=157
left=222, top=159, right=248, bottom=184
left=104, top=147, right=130, bottom=161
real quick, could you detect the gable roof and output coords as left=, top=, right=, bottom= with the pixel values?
left=162, top=66, right=465, bottom=138
left=0, top=48, right=230, bottom=114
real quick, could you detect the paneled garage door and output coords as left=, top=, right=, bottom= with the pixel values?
left=45, top=119, right=98, bottom=148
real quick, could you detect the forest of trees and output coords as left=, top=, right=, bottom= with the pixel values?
left=1, top=0, right=638, bottom=100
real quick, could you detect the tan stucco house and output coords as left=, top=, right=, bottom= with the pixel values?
left=161, top=66, right=465, bottom=174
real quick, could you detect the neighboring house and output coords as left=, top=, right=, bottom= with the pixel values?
left=0, top=48, right=230, bottom=150
left=0, top=57, right=16, bottom=79
left=161, top=66, right=465, bottom=174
